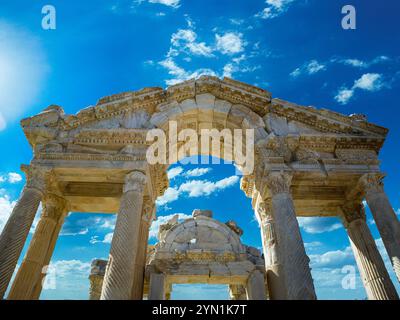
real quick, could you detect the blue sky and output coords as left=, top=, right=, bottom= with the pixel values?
left=0, top=0, right=400, bottom=300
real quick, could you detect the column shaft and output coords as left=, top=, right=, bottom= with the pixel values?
left=148, top=273, right=166, bottom=300
left=131, top=215, right=151, bottom=299
left=8, top=194, right=66, bottom=300
left=360, top=174, right=400, bottom=282
left=0, top=187, right=43, bottom=299
left=100, top=171, right=147, bottom=300
left=246, top=270, right=267, bottom=300
left=343, top=202, right=399, bottom=300
left=264, top=171, right=316, bottom=300
left=258, top=208, right=286, bottom=299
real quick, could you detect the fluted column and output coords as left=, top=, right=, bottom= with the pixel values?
left=131, top=197, right=154, bottom=299
left=342, top=201, right=398, bottom=300
left=264, top=171, right=316, bottom=300
left=257, top=200, right=287, bottom=299
left=359, top=174, right=400, bottom=282
left=100, top=171, right=147, bottom=300
left=0, top=166, right=49, bottom=299
left=7, top=194, right=67, bottom=300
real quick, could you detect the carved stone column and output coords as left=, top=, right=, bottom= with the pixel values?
left=359, top=174, right=400, bottom=282
left=264, top=171, right=316, bottom=300
left=0, top=166, right=49, bottom=299
left=131, top=197, right=154, bottom=300
left=257, top=200, right=287, bottom=299
left=246, top=270, right=267, bottom=300
left=342, top=201, right=399, bottom=300
left=100, top=171, right=147, bottom=300
left=8, top=194, right=67, bottom=300
left=148, top=273, right=166, bottom=300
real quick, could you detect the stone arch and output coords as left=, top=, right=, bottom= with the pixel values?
left=148, top=93, right=269, bottom=170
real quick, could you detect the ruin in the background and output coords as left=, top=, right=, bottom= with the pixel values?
left=89, top=210, right=267, bottom=300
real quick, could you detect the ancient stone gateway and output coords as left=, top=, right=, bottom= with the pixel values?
left=0, top=76, right=399, bottom=300
left=89, top=210, right=267, bottom=300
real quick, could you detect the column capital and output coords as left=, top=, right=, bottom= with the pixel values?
left=42, top=194, right=68, bottom=220
left=358, top=173, right=385, bottom=196
left=21, top=165, right=53, bottom=194
left=342, top=201, right=366, bottom=226
left=264, top=171, right=293, bottom=197
left=123, top=171, right=147, bottom=194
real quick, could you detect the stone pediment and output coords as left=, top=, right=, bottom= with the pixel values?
left=20, top=76, right=387, bottom=155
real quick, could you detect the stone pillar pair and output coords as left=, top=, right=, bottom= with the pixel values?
left=100, top=170, right=151, bottom=300
left=257, top=171, right=316, bottom=300
left=8, top=194, right=68, bottom=300
left=0, top=166, right=53, bottom=299
left=341, top=201, right=398, bottom=300
left=358, top=174, right=400, bottom=282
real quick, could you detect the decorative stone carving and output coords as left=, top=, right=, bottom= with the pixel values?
left=123, top=171, right=147, bottom=194
left=264, top=171, right=293, bottom=196
left=341, top=201, right=366, bottom=226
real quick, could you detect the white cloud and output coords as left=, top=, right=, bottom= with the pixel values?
left=167, top=166, right=184, bottom=180
left=290, top=60, right=326, bottom=78
left=306, top=60, right=326, bottom=74
left=335, top=88, right=354, bottom=105
left=149, top=213, right=192, bottom=239
left=171, top=29, right=213, bottom=57
left=159, top=57, right=217, bottom=86
left=60, top=228, right=89, bottom=236
left=184, top=168, right=211, bottom=177
left=7, top=172, right=22, bottom=183
left=156, top=175, right=239, bottom=206
left=0, top=194, right=16, bottom=233
left=156, top=186, right=180, bottom=206
left=49, top=259, right=91, bottom=278
left=309, top=246, right=354, bottom=268
left=298, top=217, right=343, bottom=234
left=0, top=21, right=48, bottom=131
left=90, top=232, right=113, bottom=244
left=215, top=32, right=246, bottom=55
left=179, top=175, right=239, bottom=197
left=149, top=0, right=180, bottom=8
left=255, top=0, right=295, bottom=19
left=60, top=215, right=115, bottom=236
left=339, top=55, right=390, bottom=69
left=342, top=59, right=366, bottom=68
left=335, top=73, right=385, bottom=105
left=353, top=73, right=384, bottom=91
